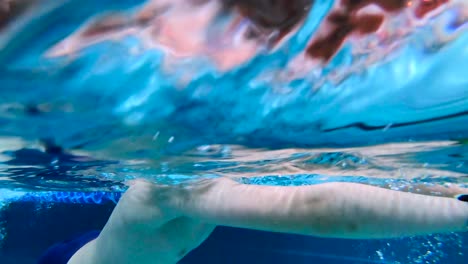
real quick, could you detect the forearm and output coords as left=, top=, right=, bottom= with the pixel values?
left=302, top=182, right=468, bottom=238
left=180, top=179, right=468, bottom=239
left=390, top=183, right=468, bottom=198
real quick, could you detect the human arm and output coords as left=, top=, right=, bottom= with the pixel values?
left=178, top=178, right=468, bottom=239
left=68, top=180, right=215, bottom=264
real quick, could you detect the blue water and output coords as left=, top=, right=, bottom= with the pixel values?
left=0, top=0, right=467, bottom=263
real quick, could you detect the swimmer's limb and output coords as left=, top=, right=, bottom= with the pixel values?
left=69, top=180, right=215, bottom=264
left=68, top=178, right=468, bottom=264
left=178, top=178, right=468, bottom=239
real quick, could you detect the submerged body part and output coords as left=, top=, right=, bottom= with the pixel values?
left=66, top=178, right=468, bottom=264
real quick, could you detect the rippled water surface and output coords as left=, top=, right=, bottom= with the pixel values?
left=0, top=0, right=467, bottom=262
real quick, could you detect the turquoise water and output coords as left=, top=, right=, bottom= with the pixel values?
left=0, top=0, right=467, bottom=263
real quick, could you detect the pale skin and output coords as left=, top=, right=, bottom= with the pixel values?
left=69, top=177, right=468, bottom=264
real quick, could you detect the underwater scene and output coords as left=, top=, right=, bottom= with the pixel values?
left=0, top=0, right=467, bottom=263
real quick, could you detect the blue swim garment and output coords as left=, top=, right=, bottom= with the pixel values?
left=37, top=230, right=100, bottom=264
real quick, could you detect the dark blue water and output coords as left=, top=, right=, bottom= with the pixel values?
left=0, top=0, right=467, bottom=263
